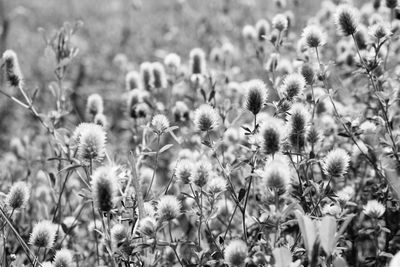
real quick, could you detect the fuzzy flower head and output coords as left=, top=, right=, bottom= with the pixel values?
left=224, top=239, right=248, bottom=267
left=2, top=50, right=23, bottom=87
left=242, top=25, right=257, bottom=41
left=164, top=53, right=181, bottom=71
left=386, top=0, right=398, bottom=9
left=190, top=160, right=213, bottom=187
left=137, top=216, right=157, bottom=237
left=91, top=166, right=118, bottom=212
left=175, top=159, right=194, bottom=184
left=368, top=22, right=392, bottom=40
left=125, top=70, right=140, bottom=91
left=189, top=48, right=206, bottom=75
left=280, top=73, right=306, bottom=101
left=301, top=25, right=327, bottom=49
left=363, top=200, right=385, bottom=219
left=152, top=62, right=167, bottom=89
left=193, top=104, right=220, bottom=132
left=207, top=176, right=227, bottom=195
left=157, top=195, right=182, bottom=221
left=77, top=123, right=107, bottom=163
left=335, top=5, right=360, bottom=36
left=151, top=114, right=170, bottom=134
left=272, top=14, right=288, bottom=32
left=172, top=101, right=190, bottom=122
left=259, top=116, right=286, bottom=155
left=300, top=64, right=315, bottom=85
left=262, top=157, right=291, bottom=192
left=140, top=62, right=154, bottom=91
left=94, top=113, right=107, bottom=128
left=244, top=79, right=268, bottom=115
left=287, top=103, right=310, bottom=151
left=29, top=220, right=57, bottom=248
left=255, top=19, right=270, bottom=42
left=111, top=224, right=128, bottom=246
left=86, top=93, right=104, bottom=117
left=53, top=249, right=73, bottom=267
left=322, top=148, right=350, bottom=178
left=6, top=181, right=30, bottom=209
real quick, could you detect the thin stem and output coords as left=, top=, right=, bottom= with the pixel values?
left=168, top=221, right=184, bottom=267
left=144, top=134, right=161, bottom=200
left=242, top=175, right=253, bottom=243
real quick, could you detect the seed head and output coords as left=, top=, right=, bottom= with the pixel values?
left=77, top=123, right=107, bottom=163
left=259, top=117, right=285, bottom=155
left=6, top=181, right=30, bottom=209
left=368, top=22, right=392, bottom=40
left=301, top=25, right=326, bottom=49
left=335, top=5, right=360, bottom=36
left=151, top=114, right=170, bottom=134
left=140, top=62, right=154, bottom=91
left=164, top=53, right=181, bottom=70
left=29, top=220, right=57, bottom=248
left=244, top=79, right=268, bottom=115
left=300, top=64, right=315, bottom=85
left=206, top=176, right=227, bottom=195
left=280, top=73, right=306, bottom=101
left=91, top=166, right=118, bottom=212
left=125, top=70, right=140, bottom=91
left=189, top=48, right=206, bottom=75
left=86, top=93, right=104, bottom=117
left=53, top=249, right=73, bottom=267
left=224, top=239, right=248, bottom=267
left=175, top=159, right=194, bottom=184
left=363, top=200, right=385, bottom=219
left=190, top=160, right=213, bottom=187
left=263, top=157, right=291, bottom=192
left=272, top=14, right=288, bottom=32
left=255, top=19, right=270, bottom=42
left=152, top=62, right=167, bottom=89
left=2, top=50, right=23, bottom=87
left=287, top=103, right=310, bottom=151
left=193, top=104, right=220, bottom=132
left=157, top=195, right=182, bottom=221
left=137, top=216, right=157, bottom=237
left=111, top=224, right=128, bottom=246
left=242, top=25, right=257, bottom=41
left=322, top=148, right=350, bottom=178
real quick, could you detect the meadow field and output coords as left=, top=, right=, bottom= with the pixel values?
left=1, top=0, right=400, bottom=266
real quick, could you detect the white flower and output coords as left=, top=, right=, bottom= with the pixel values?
left=193, top=104, right=220, bottom=132
left=363, top=200, right=385, bottom=219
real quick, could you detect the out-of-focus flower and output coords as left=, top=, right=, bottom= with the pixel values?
left=6, top=181, right=30, bottom=209
left=224, top=239, right=248, bottom=267
left=301, top=25, right=326, bottom=49
left=193, top=104, right=219, bottom=132
left=157, top=195, right=182, bottom=221
left=244, top=79, right=268, bottom=116
left=2, top=50, right=23, bottom=87
left=29, top=220, right=57, bottom=249
left=91, top=166, right=118, bottom=212
left=53, top=249, right=73, bottom=267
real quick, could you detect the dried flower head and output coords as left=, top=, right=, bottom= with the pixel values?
left=175, top=159, right=194, bottom=184
left=190, top=160, right=213, bottom=187
left=125, top=70, right=140, bottom=91
left=29, top=220, right=57, bottom=248
left=259, top=117, right=285, bottom=155
left=157, top=195, right=182, bottom=221
left=244, top=79, right=268, bottom=115
left=224, top=239, right=248, bottom=267
left=77, top=123, right=107, bottom=163
left=137, top=216, right=157, bottom=237
left=301, top=25, right=326, bottom=48
left=322, top=148, right=350, bottom=178
left=272, top=14, right=288, bottom=32
left=164, top=53, right=181, bottom=70
left=111, top=224, right=128, bottom=246
left=287, top=103, right=310, bottom=150
left=86, top=93, right=104, bottom=117
left=6, top=181, right=30, bottom=209
left=152, top=62, right=167, bottom=88
left=207, top=176, right=227, bottom=195
left=140, top=62, right=154, bottom=91
left=300, top=64, right=315, bottom=85
left=363, top=200, right=385, bottom=219
left=255, top=19, right=270, bottom=42
left=335, top=5, right=360, bottom=36
left=91, top=166, right=118, bottom=212
left=280, top=73, right=306, bottom=101
left=2, top=50, right=23, bottom=87
left=193, top=104, right=220, bottom=132
left=151, top=114, right=170, bottom=134
left=190, top=48, right=206, bottom=75
left=263, top=157, right=291, bottom=192
left=53, top=249, right=73, bottom=267
left=368, top=22, right=392, bottom=40
left=242, top=25, right=257, bottom=40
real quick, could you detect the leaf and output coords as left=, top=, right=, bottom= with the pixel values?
left=333, top=256, right=348, bottom=267
left=382, top=157, right=400, bottom=200
left=272, top=247, right=292, bottom=267
left=295, top=211, right=317, bottom=260
left=238, top=188, right=246, bottom=202
left=319, top=216, right=337, bottom=257
left=159, top=144, right=173, bottom=153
